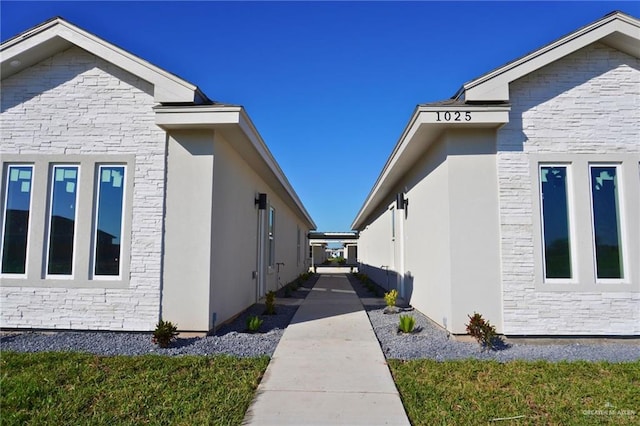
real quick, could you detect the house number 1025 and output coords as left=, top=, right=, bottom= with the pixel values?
left=435, top=111, right=471, bottom=122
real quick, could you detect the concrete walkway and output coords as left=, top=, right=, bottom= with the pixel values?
left=243, top=273, right=410, bottom=426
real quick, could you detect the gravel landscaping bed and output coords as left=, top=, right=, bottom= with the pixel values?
left=1, top=275, right=318, bottom=358
left=365, top=305, right=640, bottom=362
left=348, top=274, right=640, bottom=363
left=1, top=303, right=298, bottom=357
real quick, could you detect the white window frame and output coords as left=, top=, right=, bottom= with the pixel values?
left=390, top=206, right=396, bottom=241
left=588, top=163, right=628, bottom=284
left=45, top=164, right=80, bottom=279
left=0, top=164, right=35, bottom=278
left=92, top=164, right=127, bottom=280
left=296, top=226, right=301, bottom=266
left=538, top=163, right=578, bottom=284
left=268, top=206, right=275, bottom=268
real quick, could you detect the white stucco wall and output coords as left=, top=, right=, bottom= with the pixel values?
left=445, top=130, right=503, bottom=333
left=358, top=129, right=504, bottom=334
left=162, top=130, right=215, bottom=331
left=400, top=137, right=452, bottom=330
left=0, top=47, right=165, bottom=330
left=209, top=132, right=312, bottom=329
left=312, top=245, right=327, bottom=265
left=345, top=244, right=357, bottom=264
left=497, top=42, right=640, bottom=335
left=358, top=204, right=395, bottom=289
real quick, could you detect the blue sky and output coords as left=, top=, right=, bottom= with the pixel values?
left=2, top=1, right=638, bottom=232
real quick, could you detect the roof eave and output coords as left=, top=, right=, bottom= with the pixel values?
left=1, top=17, right=203, bottom=104
left=155, top=105, right=316, bottom=230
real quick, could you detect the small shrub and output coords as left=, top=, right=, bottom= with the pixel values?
left=246, top=315, right=263, bottom=333
left=152, top=319, right=178, bottom=348
left=398, top=315, right=415, bottom=334
left=356, top=273, right=369, bottom=283
left=466, top=312, right=498, bottom=350
left=383, top=289, right=399, bottom=314
left=384, top=289, right=398, bottom=307
left=264, top=291, right=276, bottom=315
left=299, top=272, right=312, bottom=282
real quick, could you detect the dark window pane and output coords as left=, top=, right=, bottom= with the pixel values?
left=1, top=166, right=33, bottom=274
left=591, top=166, right=624, bottom=279
left=540, top=166, right=572, bottom=279
left=94, top=166, right=125, bottom=276
left=47, top=166, right=78, bottom=275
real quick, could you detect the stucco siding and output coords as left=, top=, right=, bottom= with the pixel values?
left=358, top=206, right=395, bottom=290
left=446, top=130, right=503, bottom=333
left=210, top=132, right=311, bottom=328
left=162, top=130, right=215, bottom=331
left=402, top=138, right=453, bottom=331
left=497, top=42, right=640, bottom=335
left=1, top=47, right=165, bottom=330
left=358, top=136, right=458, bottom=331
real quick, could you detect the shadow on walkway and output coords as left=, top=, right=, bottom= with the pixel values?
left=287, top=272, right=365, bottom=326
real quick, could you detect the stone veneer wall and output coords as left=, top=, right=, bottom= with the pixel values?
left=497, top=43, right=640, bottom=335
left=0, top=47, right=165, bottom=330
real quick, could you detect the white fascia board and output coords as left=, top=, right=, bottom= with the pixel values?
left=155, top=105, right=242, bottom=128
left=351, top=105, right=509, bottom=230
left=1, top=18, right=198, bottom=103
left=237, top=110, right=317, bottom=230
left=417, top=105, right=511, bottom=124
left=464, top=13, right=640, bottom=101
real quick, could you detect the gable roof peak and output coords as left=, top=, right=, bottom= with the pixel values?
left=1, top=16, right=211, bottom=104
left=456, top=10, right=639, bottom=102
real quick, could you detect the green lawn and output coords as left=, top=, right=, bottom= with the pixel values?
left=4, top=352, right=639, bottom=425
left=1, top=352, right=269, bottom=425
left=389, top=359, right=640, bottom=425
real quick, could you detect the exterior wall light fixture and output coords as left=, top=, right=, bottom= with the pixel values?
left=396, top=192, right=407, bottom=210
left=255, top=193, right=267, bottom=210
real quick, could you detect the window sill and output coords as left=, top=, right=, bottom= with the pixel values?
left=535, top=280, right=636, bottom=292
left=0, top=277, right=130, bottom=289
